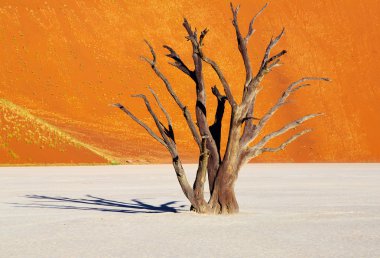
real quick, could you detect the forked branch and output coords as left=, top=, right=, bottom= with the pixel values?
left=242, top=77, right=330, bottom=147
left=182, top=18, right=223, bottom=191
left=148, top=86, right=175, bottom=142
left=230, top=2, right=268, bottom=86
left=201, top=55, right=237, bottom=108
left=120, top=93, right=197, bottom=206
left=163, top=45, right=194, bottom=78
left=183, top=18, right=236, bottom=108
left=131, top=94, right=176, bottom=152
left=245, top=3, right=268, bottom=42
left=113, top=103, right=167, bottom=148
left=141, top=40, right=201, bottom=147
left=248, top=128, right=313, bottom=158
left=240, top=27, right=287, bottom=142
left=261, top=129, right=313, bottom=153
left=253, top=113, right=323, bottom=152
left=260, top=29, right=286, bottom=72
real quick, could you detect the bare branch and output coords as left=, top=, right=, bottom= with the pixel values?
left=243, top=29, right=286, bottom=104
left=238, top=20, right=285, bottom=128
left=116, top=99, right=196, bottom=210
left=124, top=89, right=196, bottom=209
left=230, top=2, right=266, bottom=88
left=291, top=83, right=311, bottom=92
left=266, top=59, right=282, bottom=71
left=141, top=41, right=202, bottom=147
left=131, top=94, right=177, bottom=155
left=113, top=103, right=167, bottom=148
left=182, top=18, right=222, bottom=191
left=148, top=86, right=172, bottom=126
left=230, top=3, right=243, bottom=41
left=261, top=129, right=313, bottom=153
left=163, top=45, right=194, bottom=78
left=201, top=56, right=237, bottom=108
left=199, top=28, right=209, bottom=46
left=260, top=28, right=285, bottom=70
left=141, top=40, right=156, bottom=65
left=246, top=3, right=268, bottom=41
left=242, top=116, right=260, bottom=123
left=253, top=113, right=323, bottom=151
left=211, top=85, right=227, bottom=103
left=148, top=86, right=175, bottom=142
left=183, top=18, right=198, bottom=47
left=172, top=156, right=197, bottom=208
left=183, top=17, right=236, bottom=108
left=266, top=50, right=287, bottom=67
left=242, top=77, right=330, bottom=147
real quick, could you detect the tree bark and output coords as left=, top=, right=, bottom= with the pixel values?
left=209, top=162, right=239, bottom=214
left=191, top=136, right=211, bottom=213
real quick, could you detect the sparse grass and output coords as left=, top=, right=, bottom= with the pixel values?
left=110, top=160, right=120, bottom=165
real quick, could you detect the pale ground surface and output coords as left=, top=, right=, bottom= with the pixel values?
left=0, top=164, right=379, bottom=258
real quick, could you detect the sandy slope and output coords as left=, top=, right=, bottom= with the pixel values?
left=0, top=164, right=379, bottom=258
left=1, top=0, right=379, bottom=163
left=0, top=99, right=113, bottom=164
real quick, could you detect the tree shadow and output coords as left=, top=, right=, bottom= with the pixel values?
left=12, top=195, right=188, bottom=214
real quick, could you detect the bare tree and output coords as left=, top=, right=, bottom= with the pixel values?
left=114, top=3, right=330, bottom=214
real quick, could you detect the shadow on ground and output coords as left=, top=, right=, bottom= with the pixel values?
left=12, top=195, right=187, bottom=214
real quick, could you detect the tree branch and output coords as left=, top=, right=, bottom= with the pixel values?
left=261, top=129, right=313, bottom=153
left=113, top=103, right=167, bottom=148
left=247, top=128, right=313, bottom=159
left=182, top=18, right=223, bottom=193
left=183, top=18, right=236, bottom=108
left=253, top=113, right=322, bottom=151
left=230, top=2, right=268, bottom=87
left=163, top=45, right=194, bottom=78
left=260, top=28, right=286, bottom=71
left=242, top=77, right=330, bottom=147
left=245, top=3, right=268, bottom=42
left=239, top=28, right=287, bottom=146
left=141, top=40, right=201, bottom=147
left=242, top=28, right=287, bottom=106
left=131, top=94, right=173, bottom=147
left=117, top=94, right=197, bottom=209
left=201, top=55, right=237, bottom=108
left=148, top=86, right=175, bottom=142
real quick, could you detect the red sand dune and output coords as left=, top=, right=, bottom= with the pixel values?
left=0, top=0, right=379, bottom=164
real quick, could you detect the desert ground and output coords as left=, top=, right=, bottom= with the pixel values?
left=0, top=163, right=379, bottom=258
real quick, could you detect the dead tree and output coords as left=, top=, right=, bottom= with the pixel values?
left=114, top=3, right=330, bottom=214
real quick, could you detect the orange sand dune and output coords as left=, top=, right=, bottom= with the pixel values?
left=0, top=0, right=379, bottom=163
left=0, top=99, right=110, bottom=164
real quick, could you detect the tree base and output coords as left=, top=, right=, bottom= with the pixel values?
left=190, top=186, right=239, bottom=215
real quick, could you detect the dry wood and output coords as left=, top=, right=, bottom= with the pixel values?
left=141, top=40, right=201, bottom=148
left=113, top=103, right=167, bottom=148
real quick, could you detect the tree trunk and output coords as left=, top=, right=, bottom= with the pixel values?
left=208, top=161, right=240, bottom=214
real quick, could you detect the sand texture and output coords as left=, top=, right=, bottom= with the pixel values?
left=0, top=164, right=379, bottom=258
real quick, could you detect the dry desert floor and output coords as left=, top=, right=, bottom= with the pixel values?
left=0, top=164, right=379, bottom=258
